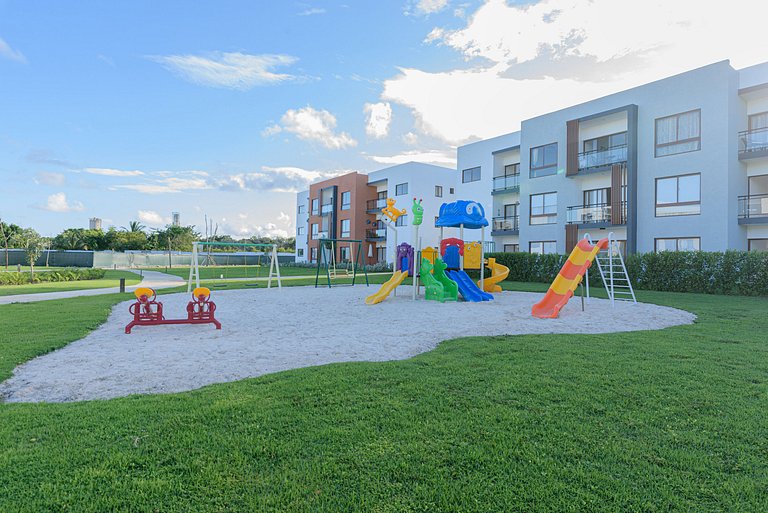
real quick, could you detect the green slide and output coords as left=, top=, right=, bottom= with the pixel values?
left=420, top=257, right=458, bottom=302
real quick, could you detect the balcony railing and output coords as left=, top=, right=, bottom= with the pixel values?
left=578, top=145, right=627, bottom=171
left=738, top=194, right=768, bottom=219
left=365, top=228, right=387, bottom=240
left=320, top=203, right=334, bottom=215
left=566, top=203, right=627, bottom=224
left=317, top=231, right=329, bottom=239
left=492, top=215, right=519, bottom=232
left=739, top=127, right=768, bottom=156
left=366, top=198, right=387, bottom=213
left=492, top=174, right=520, bottom=192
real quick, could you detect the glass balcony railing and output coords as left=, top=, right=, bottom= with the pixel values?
left=578, top=145, right=627, bottom=170
left=566, top=203, right=627, bottom=224
left=320, top=203, right=334, bottom=214
left=366, top=198, right=387, bottom=212
left=739, top=127, right=768, bottom=155
left=365, top=228, right=387, bottom=240
left=317, top=231, right=329, bottom=239
left=738, top=194, right=768, bottom=219
left=492, top=174, right=520, bottom=192
left=492, top=215, right=519, bottom=232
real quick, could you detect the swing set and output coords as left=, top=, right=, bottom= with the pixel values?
left=314, top=238, right=369, bottom=288
left=188, top=241, right=282, bottom=292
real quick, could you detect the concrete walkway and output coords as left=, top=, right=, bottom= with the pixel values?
left=0, top=270, right=185, bottom=305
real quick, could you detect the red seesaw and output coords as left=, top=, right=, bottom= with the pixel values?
left=125, top=286, right=222, bottom=334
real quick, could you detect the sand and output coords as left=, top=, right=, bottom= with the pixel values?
left=0, top=285, right=695, bottom=403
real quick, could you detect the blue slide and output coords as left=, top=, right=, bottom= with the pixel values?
left=447, top=270, right=494, bottom=302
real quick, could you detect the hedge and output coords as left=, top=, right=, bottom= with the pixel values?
left=485, top=250, right=768, bottom=296
left=0, top=268, right=107, bottom=286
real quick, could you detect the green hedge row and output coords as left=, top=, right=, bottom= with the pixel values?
left=486, top=250, right=768, bottom=296
left=0, top=268, right=107, bottom=286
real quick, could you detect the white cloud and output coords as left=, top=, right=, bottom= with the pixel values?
left=218, top=213, right=290, bottom=238
left=363, top=102, right=393, bottom=139
left=364, top=149, right=456, bottom=167
left=265, top=106, right=357, bottom=149
left=42, top=193, right=84, bottom=213
left=114, top=176, right=209, bottom=194
left=148, top=52, right=298, bottom=90
left=406, top=0, right=449, bottom=16
left=0, top=37, right=25, bottom=63
left=384, top=0, right=768, bottom=144
left=85, top=167, right=145, bottom=177
left=402, top=131, right=419, bottom=145
left=137, top=210, right=170, bottom=226
left=216, top=166, right=351, bottom=193
left=34, top=172, right=66, bottom=186
left=298, top=7, right=326, bottom=16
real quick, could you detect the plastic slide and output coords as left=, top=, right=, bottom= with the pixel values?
left=420, top=258, right=458, bottom=302
left=479, top=258, right=510, bottom=293
left=365, top=270, right=409, bottom=305
left=531, top=238, right=608, bottom=319
left=447, top=270, right=493, bottom=302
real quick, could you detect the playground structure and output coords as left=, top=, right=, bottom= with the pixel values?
left=532, top=232, right=636, bottom=319
left=364, top=198, right=411, bottom=304
left=188, top=241, right=282, bottom=292
left=315, top=238, right=369, bottom=288
left=125, top=286, right=222, bottom=334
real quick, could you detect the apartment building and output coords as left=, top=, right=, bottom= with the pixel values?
left=456, top=59, right=768, bottom=255
left=294, top=163, right=456, bottom=264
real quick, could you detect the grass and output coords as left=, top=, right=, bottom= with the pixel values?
left=0, top=270, right=142, bottom=297
left=0, top=281, right=767, bottom=511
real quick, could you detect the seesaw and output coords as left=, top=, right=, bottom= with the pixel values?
left=125, top=286, right=222, bottom=334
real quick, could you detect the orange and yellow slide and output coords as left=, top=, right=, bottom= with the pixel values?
left=478, top=257, right=510, bottom=293
left=531, top=238, right=608, bottom=318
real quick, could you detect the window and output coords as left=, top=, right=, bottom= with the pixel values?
left=655, top=109, right=701, bottom=157
left=297, top=226, right=305, bottom=236
left=504, top=163, right=520, bottom=176
left=449, top=187, right=455, bottom=194
left=339, top=246, right=351, bottom=262
left=395, top=214, right=408, bottom=227
left=749, top=112, right=768, bottom=130
left=297, top=248, right=304, bottom=257
left=395, top=183, right=408, bottom=196
left=376, top=246, right=387, bottom=263
left=655, top=237, right=700, bottom=252
left=434, top=216, right=439, bottom=227
left=435, top=185, right=443, bottom=197
left=298, top=204, right=305, bottom=214
left=340, top=219, right=351, bottom=238
left=462, top=167, right=481, bottom=183
left=503, top=203, right=518, bottom=218
left=503, top=244, right=519, bottom=253
left=748, top=239, right=768, bottom=251
left=311, top=198, right=319, bottom=215
left=530, top=143, right=558, bottom=177
left=583, top=132, right=627, bottom=152
left=530, top=241, right=557, bottom=255
left=311, top=224, right=318, bottom=240
left=341, top=191, right=351, bottom=211
left=310, top=247, right=318, bottom=262
left=530, top=192, right=557, bottom=225
left=655, top=173, right=701, bottom=216
left=583, top=188, right=611, bottom=206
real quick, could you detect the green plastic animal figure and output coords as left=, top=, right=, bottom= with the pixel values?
left=412, top=198, right=424, bottom=226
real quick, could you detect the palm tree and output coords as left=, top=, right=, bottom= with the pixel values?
left=128, top=221, right=146, bottom=233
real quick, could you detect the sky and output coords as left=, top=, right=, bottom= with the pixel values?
left=1, top=0, right=766, bottom=238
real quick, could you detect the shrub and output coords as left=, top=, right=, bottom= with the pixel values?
left=0, top=268, right=106, bottom=286
left=487, top=250, right=768, bottom=296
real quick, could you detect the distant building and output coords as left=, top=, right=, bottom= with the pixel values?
left=172, top=212, right=181, bottom=226
left=89, top=217, right=102, bottom=230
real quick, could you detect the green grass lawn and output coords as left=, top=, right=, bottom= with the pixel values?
left=0, top=282, right=767, bottom=511
left=0, top=270, right=142, bottom=297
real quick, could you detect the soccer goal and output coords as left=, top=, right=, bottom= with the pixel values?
left=188, top=241, right=282, bottom=293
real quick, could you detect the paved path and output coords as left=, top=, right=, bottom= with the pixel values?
left=0, top=270, right=185, bottom=305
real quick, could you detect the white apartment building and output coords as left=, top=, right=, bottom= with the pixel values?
left=456, top=59, right=768, bottom=255
left=295, top=190, right=309, bottom=262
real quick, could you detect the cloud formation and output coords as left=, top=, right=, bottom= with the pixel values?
left=298, top=7, right=326, bottom=16
left=264, top=106, right=357, bottom=149
left=365, top=149, right=456, bottom=167
left=114, top=176, right=209, bottom=194
left=149, top=52, right=298, bottom=90
left=406, top=0, right=450, bottom=16
left=42, top=193, right=84, bottom=213
left=0, top=37, right=25, bottom=62
left=137, top=210, right=170, bottom=226
left=34, top=172, right=66, bottom=186
left=364, top=102, right=393, bottom=139
left=85, top=167, right=145, bottom=177
left=215, top=166, right=350, bottom=193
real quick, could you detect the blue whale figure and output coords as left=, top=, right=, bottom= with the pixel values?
left=435, top=200, right=489, bottom=229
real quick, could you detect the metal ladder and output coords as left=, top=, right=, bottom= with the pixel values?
left=592, top=232, right=636, bottom=306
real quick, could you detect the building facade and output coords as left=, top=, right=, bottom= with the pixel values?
left=89, top=217, right=102, bottom=230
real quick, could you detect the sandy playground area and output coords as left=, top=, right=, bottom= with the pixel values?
left=0, top=285, right=696, bottom=403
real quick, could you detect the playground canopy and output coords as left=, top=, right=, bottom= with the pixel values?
left=435, top=200, right=489, bottom=290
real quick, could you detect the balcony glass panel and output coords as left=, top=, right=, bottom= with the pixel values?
left=321, top=203, right=334, bottom=214
left=492, top=174, right=520, bottom=192
left=578, top=145, right=627, bottom=170
left=492, top=215, right=519, bottom=232
left=738, top=194, right=768, bottom=219
left=566, top=203, right=626, bottom=224
left=366, top=198, right=387, bottom=211
left=366, top=229, right=387, bottom=239
left=739, top=127, right=768, bottom=154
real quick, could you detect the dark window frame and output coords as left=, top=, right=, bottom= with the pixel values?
left=654, top=109, right=701, bottom=158
left=748, top=238, right=768, bottom=251
left=340, top=191, right=351, bottom=211
left=340, top=219, right=351, bottom=238
left=529, top=191, right=558, bottom=225
left=748, top=111, right=768, bottom=130
left=462, top=166, right=481, bottom=183
left=395, top=214, right=408, bottom=227
left=449, top=187, right=455, bottom=194
left=435, top=185, right=443, bottom=197
left=654, top=237, right=701, bottom=252
left=582, top=131, right=627, bottom=153
left=655, top=172, right=701, bottom=217
left=297, top=226, right=305, bottom=236
left=529, top=240, right=557, bottom=255
left=503, top=244, right=519, bottom=253
left=502, top=163, right=520, bottom=177
left=395, top=183, right=408, bottom=196
left=529, top=143, right=558, bottom=178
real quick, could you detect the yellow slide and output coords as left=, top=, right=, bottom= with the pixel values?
left=365, top=270, right=409, bottom=305
left=478, top=257, right=510, bottom=293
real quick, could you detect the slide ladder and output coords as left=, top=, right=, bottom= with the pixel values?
left=592, top=233, right=636, bottom=306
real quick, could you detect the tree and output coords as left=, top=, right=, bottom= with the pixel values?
left=52, top=229, right=85, bottom=250
left=127, top=221, right=146, bottom=233
left=11, top=228, right=45, bottom=281
left=0, top=220, right=23, bottom=269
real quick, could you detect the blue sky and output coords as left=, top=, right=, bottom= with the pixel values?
left=1, top=0, right=764, bottom=237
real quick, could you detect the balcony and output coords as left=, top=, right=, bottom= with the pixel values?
left=366, top=198, right=387, bottom=214
left=738, top=194, right=768, bottom=224
left=365, top=228, right=387, bottom=241
left=578, top=145, right=627, bottom=172
left=320, top=203, right=334, bottom=215
left=491, top=215, right=519, bottom=235
left=739, top=128, right=768, bottom=160
left=566, top=203, right=626, bottom=225
left=492, top=174, right=520, bottom=194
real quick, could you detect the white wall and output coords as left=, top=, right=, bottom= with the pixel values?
left=294, top=190, right=309, bottom=262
